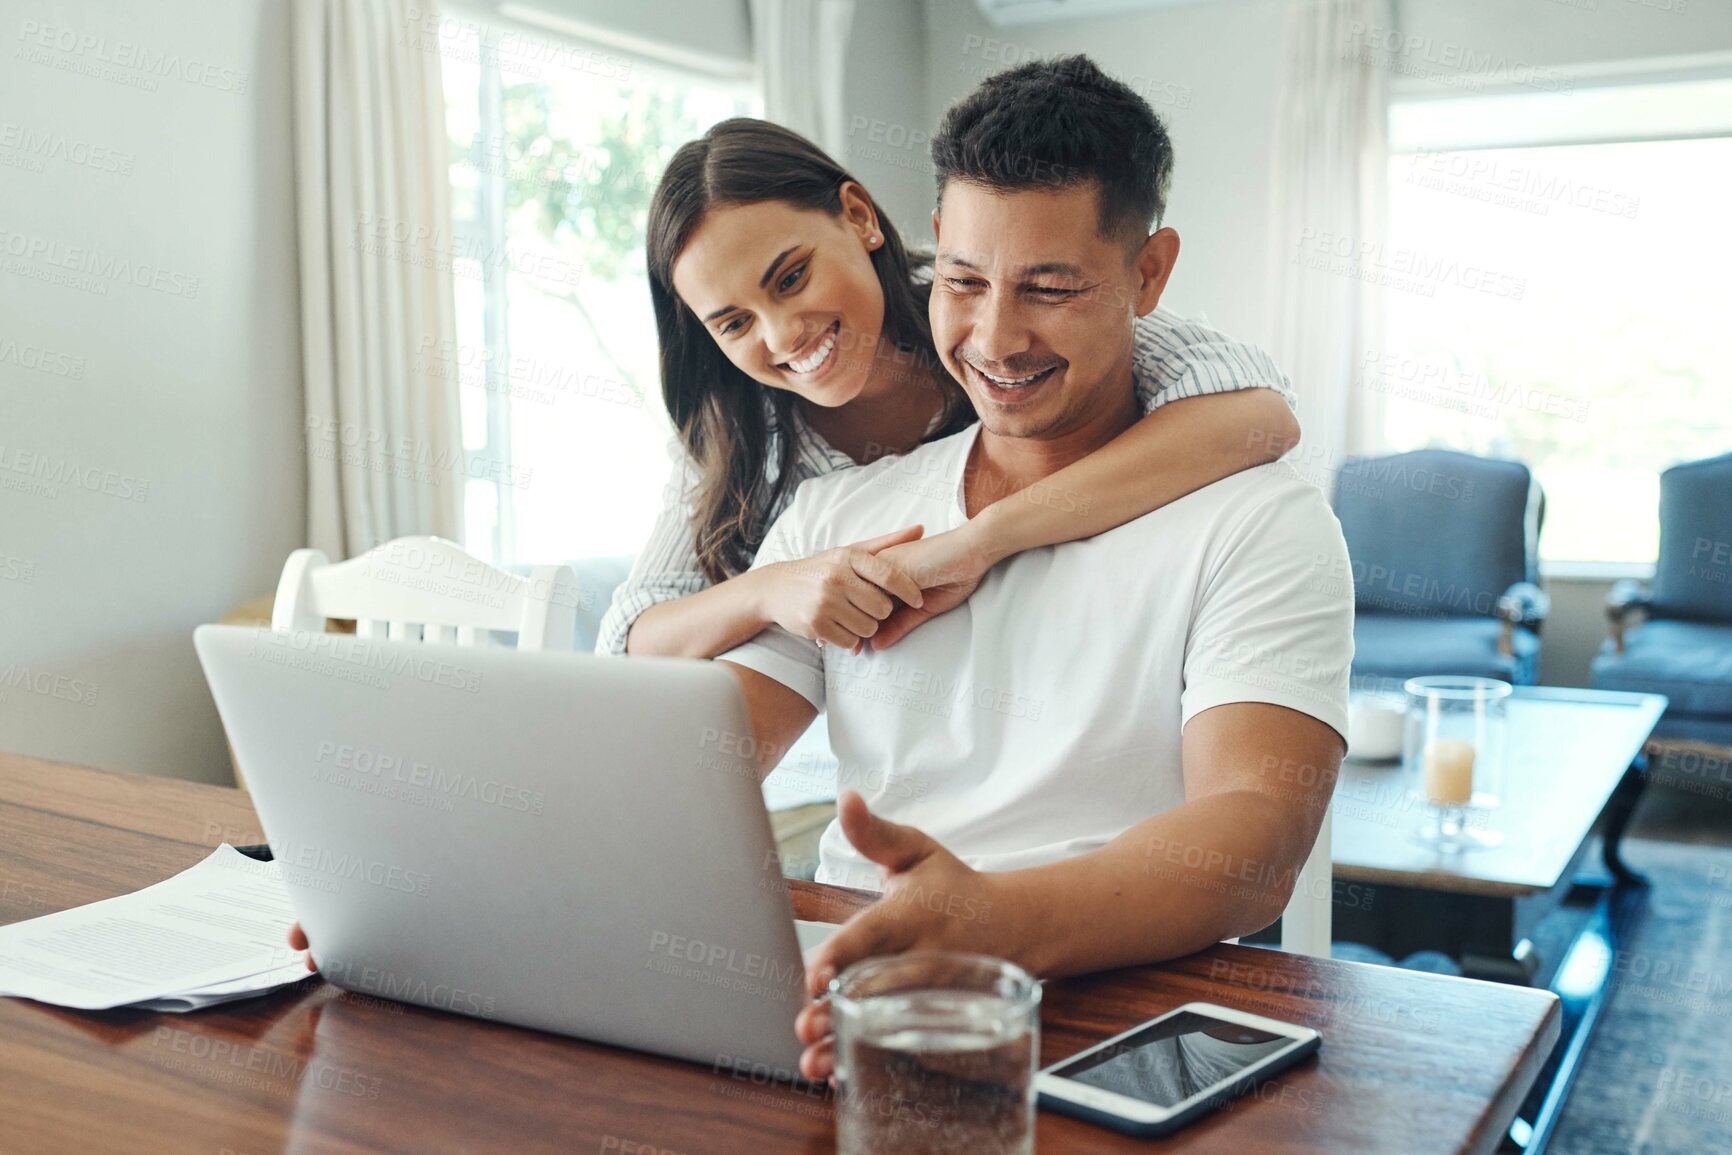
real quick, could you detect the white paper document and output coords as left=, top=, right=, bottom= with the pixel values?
left=0, top=845, right=310, bottom=1011
left=131, top=958, right=315, bottom=1013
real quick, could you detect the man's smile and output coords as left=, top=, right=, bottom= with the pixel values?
left=960, top=356, right=1061, bottom=404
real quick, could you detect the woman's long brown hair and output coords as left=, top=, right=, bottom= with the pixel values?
left=646, top=118, right=970, bottom=584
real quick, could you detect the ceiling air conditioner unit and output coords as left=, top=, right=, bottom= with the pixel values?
left=973, top=0, right=1205, bottom=26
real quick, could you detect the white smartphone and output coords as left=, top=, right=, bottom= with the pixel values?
left=1036, top=1001, right=1321, bottom=1137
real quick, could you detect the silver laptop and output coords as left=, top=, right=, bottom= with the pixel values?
left=194, top=623, right=834, bottom=1076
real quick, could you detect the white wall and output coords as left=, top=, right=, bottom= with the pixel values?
left=0, top=0, right=304, bottom=783
left=1393, top=0, right=1732, bottom=77
left=841, top=0, right=935, bottom=240
left=486, top=0, right=753, bottom=68
left=1540, top=576, right=1616, bottom=689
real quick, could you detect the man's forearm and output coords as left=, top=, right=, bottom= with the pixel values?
left=1000, top=789, right=1319, bottom=978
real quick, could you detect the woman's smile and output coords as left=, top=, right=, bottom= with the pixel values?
left=779, top=320, right=842, bottom=379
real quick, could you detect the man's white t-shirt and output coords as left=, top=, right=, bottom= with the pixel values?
left=719, top=422, right=1354, bottom=891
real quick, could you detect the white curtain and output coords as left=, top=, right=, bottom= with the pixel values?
left=1265, top=0, right=1391, bottom=486
left=748, top=0, right=858, bottom=161
left=292, top=0, right=464, bottom=559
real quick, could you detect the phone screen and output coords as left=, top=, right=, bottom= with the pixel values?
left=1048, top=1011, right=1298, bottom=1109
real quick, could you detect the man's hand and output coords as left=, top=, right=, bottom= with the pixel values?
left=793, top=791, right=1020, bottom=1082
left=868, top=525, right=993, bottom=650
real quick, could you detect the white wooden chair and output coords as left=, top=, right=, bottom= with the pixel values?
left=1279, top=802, right=1334, bottom=958
left=271, top=536, right=578, bottom=651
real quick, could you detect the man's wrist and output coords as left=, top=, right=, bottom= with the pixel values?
left=984, top=870, right=1065, bottom=978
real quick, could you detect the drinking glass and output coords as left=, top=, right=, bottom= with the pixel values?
left=1403, top=675, right=1512, bottom=851
left=829, top=951, right=1040, bottom=1155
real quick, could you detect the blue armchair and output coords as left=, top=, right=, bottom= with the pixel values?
left=1332, top=449, right=1549, bottom=686
left=1591, top=451, right=1732, bottom=746
left=506, top=555, right=634, bottom=651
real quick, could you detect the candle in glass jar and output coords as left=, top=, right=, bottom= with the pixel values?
left=1423, top=739, right=1476, bottom=805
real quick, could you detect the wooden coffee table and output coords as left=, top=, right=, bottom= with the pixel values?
left=1296, top=686, right=1668, bottom=1154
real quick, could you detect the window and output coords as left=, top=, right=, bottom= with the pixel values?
left=1373, top=79, right=1732, bottom=567
left=440, top=17, right=755, bottom=564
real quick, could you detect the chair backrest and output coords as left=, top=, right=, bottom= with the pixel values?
left=1651, top=451, right=1732, bottom=624
left=271, top=536, right=578, bottom=651
left=1279, top=802, right=1333, bottom=958
left=1332, top=449, right=1542, bottom=619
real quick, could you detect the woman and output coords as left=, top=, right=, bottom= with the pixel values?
left=598, top=118, right=1299, bottom=658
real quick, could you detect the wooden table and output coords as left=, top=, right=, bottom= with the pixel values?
left=0, top=753, right=1561, bottom=1155
left=1316, top=687, right=1667, bottom=1154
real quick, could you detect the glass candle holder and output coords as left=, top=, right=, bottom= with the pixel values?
left=1403, top=675, right=1511, bottom=851
left=830, top=951, right=1040, bottom=1155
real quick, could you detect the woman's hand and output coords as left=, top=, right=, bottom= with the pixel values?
left=289, top=922, right=317, bottom=971
left=754, top=525, right=928, bottom=651
left=865, top=524, right=994, bottom=650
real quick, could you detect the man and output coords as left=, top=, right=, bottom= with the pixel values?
left=712, top=56, right=1355, bottom=1080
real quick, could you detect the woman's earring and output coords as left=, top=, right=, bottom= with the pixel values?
left=868, top=233, right=881, bottom=247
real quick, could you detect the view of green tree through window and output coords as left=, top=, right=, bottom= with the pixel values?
left=440, top=23, right=754, bottom=564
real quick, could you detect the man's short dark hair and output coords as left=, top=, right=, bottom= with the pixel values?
left=929, top=54, right=1173, bottom=248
